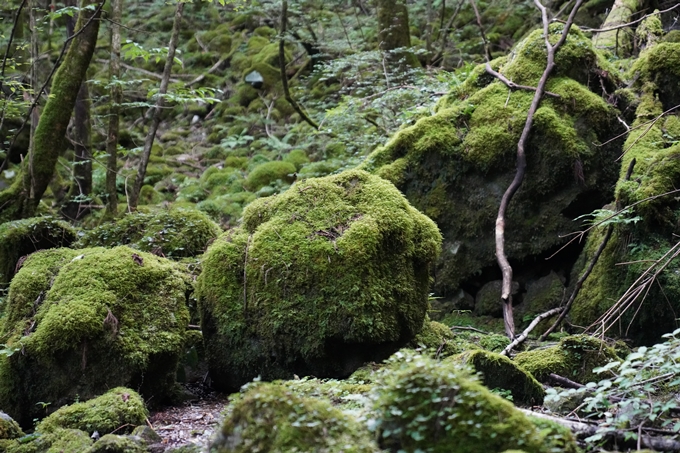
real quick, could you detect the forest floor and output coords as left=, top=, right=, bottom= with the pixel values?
left=148, top=387, right=228, bottom=450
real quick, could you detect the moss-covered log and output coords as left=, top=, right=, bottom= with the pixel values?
left=592, top=0, right=645, bottom=55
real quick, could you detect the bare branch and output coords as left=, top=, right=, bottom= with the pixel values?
left=484, top=63, right=561, bottom=98
left=500, top=307, right=563, bottom=356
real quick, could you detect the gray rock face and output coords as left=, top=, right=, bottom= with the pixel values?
left=474, top=280, right=519, bottom=318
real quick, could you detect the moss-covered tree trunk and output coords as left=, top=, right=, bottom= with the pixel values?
left=377, top=0, right=411, bottom=51
left=105, top=0, right=123, bottom=217
left=0, top=0, right=101, bottom=222
left=592, top=0, right=645, bottom=55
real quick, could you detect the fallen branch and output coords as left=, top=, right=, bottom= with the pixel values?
left=520, top=408, right=680, bottom=452
left=495, top=0, right=583, bottom=339
left=500, top=307, right=563, bottom=356
left=484, top=63, right=560, bottom=98
left=548, top=373, right=585, bottom=389
left=450, top=325, right=489, bottom=335
left=187, top=56, right=227, bottom=86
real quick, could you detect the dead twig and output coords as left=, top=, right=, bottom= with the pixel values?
left=500, top=307, right=563, bottom=356
left=484, top=64, right=560, bottom=98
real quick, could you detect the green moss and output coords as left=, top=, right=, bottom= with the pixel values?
left=196, top=191, right=256, bottom=225
left=210, top=382, right=380, bottom=453
left=359, top=26, right=623, bottom=295
left=514, top=335, right=619, bottom=383
left=284, top=149, right=310, bottom=170
left=138, top=185, right=163, bottom=205
left=38, top=387, right=147, bottom=435
left=76, top=208, right=220, bottom=258
left=372, top=353, right=577, bottom=453
left=455, top=349, right=545, bottom=405
left=85, top=434, right=147, bottom=453
left=409, top=318, right=472, bottom=358
left=244, top=161, right=297, bottom=192
left=0, top=247, right=190, bottom=425
left=0, top=412, right=24, bottom=439
left=198, top=170, right=442, bottom=389
left=0, top=217, right=76, bottom=287
left=631, top=43, right=680, bottom=110
left=278, top=377, right=373, bottom=413
left=5, top=428, right=93, bottom=453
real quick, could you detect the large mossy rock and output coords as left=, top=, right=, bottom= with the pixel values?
left=513, top=335, right=619, bottom=384
left=371, top=353, right=578, bottom=453
left=0, top=216, right=76, bottom=287
left=209, top=382, right=380, bottom=453
left=570, top=43, right=680, bottom=344
left=76, top=208, right=221, bottom=258
left=198, top=169, right=442, bottom=390
left=360, top=25, right=624, bottom=295
left=0, top=247, right=190, bottom=426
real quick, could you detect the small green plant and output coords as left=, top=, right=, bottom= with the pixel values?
left=491, top=387, right=514, bottom=401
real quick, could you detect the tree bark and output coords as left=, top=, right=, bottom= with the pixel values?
left=128, top=0, right=183, bottom=210
left=592, top=0, right=644, bottom=55
left=61, top=81, right=92, bottom=220
left=377, top=0, right=411, bottom=51
left=105, top=0, right=123, bottom=218
left=0, top=0, right=102, bottom=222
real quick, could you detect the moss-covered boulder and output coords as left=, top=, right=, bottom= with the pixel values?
left=360, top=25, right=624, bottom=296
left=198, top=170, right=441, bottom=389
left=456, top=350, right=545, bottom=405
left=209, top=382, right=380, bottom=453
left=85, top=434, right=147, bottom=453
left=0, top=411, right=23, bottom=439
left=409, top=318, right=476, bottom=358
left=37, top=387, right=147, bottom=435
left=4, top=428, right=93, bottom=453
left=76, top=208, right=220, bottom=258
left=513, top=335, right=619, bottom=383
left=244, top=160, right=297, bottom=192
left=570, top=43, right=680, bottom=344
left=0, top=216, right=76, bottom=287
left=371, top=353, right=578, bottom=453
left=0, top=247, right=190, bottom=426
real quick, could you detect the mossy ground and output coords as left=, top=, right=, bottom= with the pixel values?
left=198, top=169, right=441, bottom=390
left=0, top=247, right=190, bottom=426
left=210, top=382, right=380, bottom=453
left=360, top=25, right=624, bottom=295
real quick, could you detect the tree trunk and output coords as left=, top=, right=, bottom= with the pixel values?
left=61, top=81, right=92, bottom=220
left=105, top=0, right=123, bottom=218
left=0, top=0, right=101, bottom=222
left=592, top=0, right=645, bottom=55
left=128, top=0, right=183, bottom=210
left=377, top=0, right=411, bottom=51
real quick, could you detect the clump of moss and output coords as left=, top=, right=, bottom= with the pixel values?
left=244, top=160, right=297, bottom=192
left=76, top=208, right=220, bottom=258
left=198, top=170, right=441, bottom=390
left=38, top=387, right=147, bottom=435
left=210, top=382, right=380, bottom=453
left=0, top=247, right=190, bottom=426
left=359, top=26, right=624, bottom=295
left=0, top=412, right=23, bottom=439
left=371, top=352, right=577, bottom=453
left=0, top=216, right=76, bottom=287
left=514, top=335, right=619, bottom=383
left=409, top=318, right=475, bottom=358
left=631, top=43, right=680, bottom=110
left=455, top=350, right=545, bottom=406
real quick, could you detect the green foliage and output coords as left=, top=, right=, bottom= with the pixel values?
left=76, top=208, right=220, bottom=258
left=210, top=382, right=381, bottom=453
left=546, top=328, right=680, bottom=445
left=244, top=160, right=296, bottom=192
left=38, top=387, right=147, bottom=435
left=198, top=169, right=442, bottom=389
left=369, top=351, right=577, bottom=453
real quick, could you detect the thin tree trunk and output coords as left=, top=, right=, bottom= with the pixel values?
left=128, top=0, right=183, bottom=210
left=592, top=0, right=644, bottom=55
left=61, top=81, right=92, bottom=220
left=105, top=0, right=123, bottom=217
left=0, top=0, right=102, bottom=221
